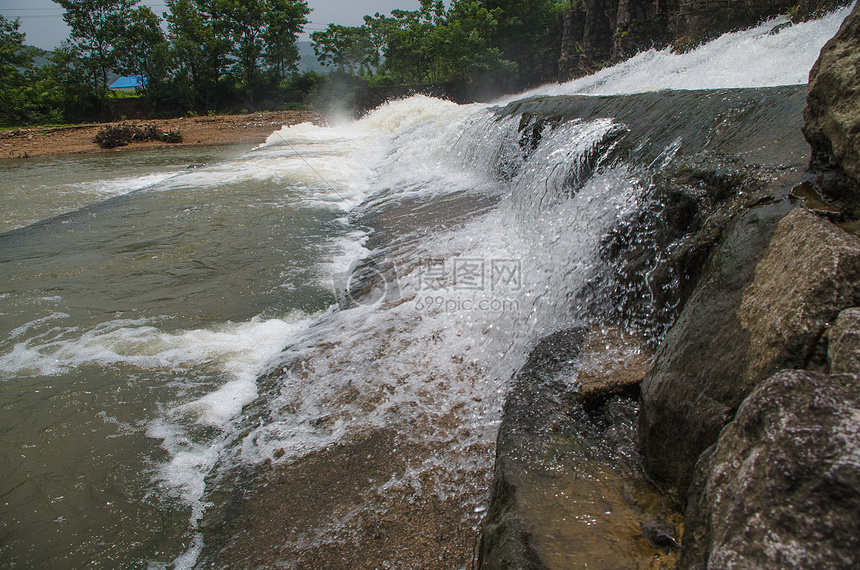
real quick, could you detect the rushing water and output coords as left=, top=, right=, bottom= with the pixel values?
left=0, top=6, right=853, bottom=568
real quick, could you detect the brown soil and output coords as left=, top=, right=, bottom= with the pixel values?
left=0, top=110, right=325, bottom=160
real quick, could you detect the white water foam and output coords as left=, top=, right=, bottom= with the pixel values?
left=65, top=172, right=183, bottom=198
left=237, top=113, right=646, bottom=507
left=0, top=312, right=314, bottom=534
left=504, top=3, right=853, bottom=100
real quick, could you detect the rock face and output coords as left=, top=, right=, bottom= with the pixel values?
left=803, top=2, right=860, bottom=218
left=830, top=307, right=860, bottom=374
left=558, top=0, right=801, bottom=78
left=476, top=329, right=678, bottom=569
left=681, top=370, right=860, bottom=569
left=640, top=207, right=860, bottom=495
left=576, top=327, right=652, bottom=410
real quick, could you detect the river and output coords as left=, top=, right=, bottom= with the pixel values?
left=0, top=6, right=852, bottom=568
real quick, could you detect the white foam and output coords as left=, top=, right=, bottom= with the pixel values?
left=237, top=118, right=645, bottom=499
left=65, top=172, right=182, bottom=198
left=502, top=4, right=853, bottom=100
left=0, top=312, right=314, bottom=537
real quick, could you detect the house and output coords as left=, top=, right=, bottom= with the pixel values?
left=109, top=75, right=146, bottom=92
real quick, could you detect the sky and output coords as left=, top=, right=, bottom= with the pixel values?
left=0, top=0, right=433, bottom=51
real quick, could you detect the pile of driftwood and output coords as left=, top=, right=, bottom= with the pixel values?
left=93, top=124, right=182, bottom=149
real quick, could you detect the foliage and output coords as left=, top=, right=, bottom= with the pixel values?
left=311, top=25, right=377, bottom=74
left=2, top=0, right=570, bottom=125
left=311, top=0, right=520, bottom=88
left=54, top=0, right=138, bottom=97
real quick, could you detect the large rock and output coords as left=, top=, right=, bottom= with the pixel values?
left=681, top=370, right=860, bottom=569
left=477, top=329, right=678, bottom=569
left=640, top=207, right=860, bottom=495
left=803, top=2, right=860, bottom=218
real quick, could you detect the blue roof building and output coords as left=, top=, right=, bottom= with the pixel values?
left=109, top=76, right=147, bottom=91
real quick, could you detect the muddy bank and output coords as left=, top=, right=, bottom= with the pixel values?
left=0, top=111, right=323, bottom=160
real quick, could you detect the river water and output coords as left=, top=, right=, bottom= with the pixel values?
left=0, top=6, right=852, bottom=568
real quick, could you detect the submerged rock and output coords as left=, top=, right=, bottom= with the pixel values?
left=803, top=2, right=860, bottom=218
left=681, top=369, right=860, bottom=569
left=640, top=207, right=860, bottom=495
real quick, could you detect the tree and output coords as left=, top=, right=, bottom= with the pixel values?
left=54, top=0, right=138, bottom=97
left=263, top=0, right=308, bottom=83
left=215, top=0, right=309, bottom=105
left=0, top=16, right=45, bottom=124
left=475, top=0, right=563, bottom=86
left=166, top=0, right=231, bottom=110
left=115, top=6, right=171, bottom=94
left=423, top=1, right=515, bottom=85
left=310, top=25, right=376, bottom=74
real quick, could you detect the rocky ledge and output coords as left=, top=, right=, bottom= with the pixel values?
left=478, top=3, right=860, bottom=568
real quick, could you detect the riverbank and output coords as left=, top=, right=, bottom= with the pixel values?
left=0, top=110, right=324, bottom=160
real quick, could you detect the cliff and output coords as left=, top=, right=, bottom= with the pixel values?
left=558, top=0, right=850, bottom=79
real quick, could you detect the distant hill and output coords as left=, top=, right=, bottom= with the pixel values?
left=297, top=41, right=327, bottom=73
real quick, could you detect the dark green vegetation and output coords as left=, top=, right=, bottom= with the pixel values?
left=0, top=0, right=569, bottom=126
left=1, top=0, right=313, bottom=126
left=2, top=0, right=848, bottom=127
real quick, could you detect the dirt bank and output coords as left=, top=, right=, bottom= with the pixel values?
left=0, top=110, right=324, bottom=160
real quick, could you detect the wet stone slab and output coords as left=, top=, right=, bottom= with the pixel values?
left=477, top=328, right=681, bottom=569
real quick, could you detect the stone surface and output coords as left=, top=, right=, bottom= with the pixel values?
left=803, top=2, right=860, bottom=218
left=640, top=207, right=860, bottom=495
left=558, top=0, right=803, bottom=79
left=681, top=370, right=860, bottom=569
left=576, top=326, right=653, bottom=410
left=675, top=0, right=795, bottom=48
left=476, top=329, right=678, bottom=569
left=830, top=307, right=860, bottom=374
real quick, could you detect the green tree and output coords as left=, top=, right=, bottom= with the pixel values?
left=165, top=0, right=230, bottom=110
left=0, top=16, right=45, bottom=124
left=311, top=25, right=376, bottom=74
left=263, top=0, right=308, bottom=83
left=215, top=0, right=309, bottom=105
left=54, top=0, right=138, bottom=98
left=476, top=0, right=563, bottom=86
left=114, top=6, right=171, bottom=94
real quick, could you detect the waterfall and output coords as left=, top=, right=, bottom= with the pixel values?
left=0, top=5, right=851, bottom=569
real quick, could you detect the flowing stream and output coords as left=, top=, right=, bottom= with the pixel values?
left=0, top=6, right=852, bottom=568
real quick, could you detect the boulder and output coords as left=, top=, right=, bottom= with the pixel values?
left=640, top=207, right=860, bottom=495
left=681, top=370, right=860, bottom=569
left=803, top=2, right=860, bottom=218
left=477, top=329, right=678, bottom=569
left=829, top=307, right=860, bottom=374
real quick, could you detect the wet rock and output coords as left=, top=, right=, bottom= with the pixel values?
left=641, top=517, right=681, bottom=550
left=640, top=207, right=860, bottom=496
left=681, top=370, right=860, bottom=569
left=575, top=326, right=652, bottom=410
left=477, top=329, right=677, bottom=569
left=803, top=2, right=860, bottom=218
left=674, top=0, right=796, bottom=50
left=829, top=307, right=860, bottom=374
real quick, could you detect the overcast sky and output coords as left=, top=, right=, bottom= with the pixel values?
left=0, top=0, right=434, bottom=51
